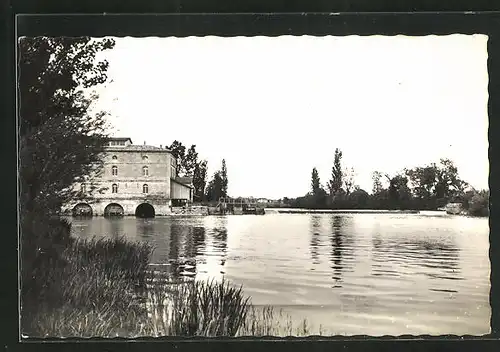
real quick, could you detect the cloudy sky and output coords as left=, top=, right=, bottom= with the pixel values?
left=92, top=35, right=489, bottom=199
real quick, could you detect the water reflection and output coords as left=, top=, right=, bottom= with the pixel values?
left=136, top=218, right=155, bottom=241
left=329, top=215, right=355, bottom=288
left=108, top=218, right=125, bottom=238
left=309, top=215, right=322, bottom=265
left=167, top=221, right=205, bottom=279
left=192, top=226, right=207, bottom=256
left=127, top=218, right=209, bottom=280
left=147, top=217, right=230, bottom=280
left=211, top=217, right=228, bottom=273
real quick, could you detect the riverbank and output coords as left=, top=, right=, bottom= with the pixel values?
left=22, top=217, right=313, bottom=338
left=275, top=209, right=421, bottom=215
left=268, top=208, right=488, bottom=217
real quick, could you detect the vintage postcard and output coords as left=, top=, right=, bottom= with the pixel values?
left=17, top=27, right=490, bottom=338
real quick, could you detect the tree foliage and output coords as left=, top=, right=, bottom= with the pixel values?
left=371, top=171, right=384, bottom=195
left=406, top=165, right=437, bottom=208
left=405, top=159, right=468, bottom=209
left=193, top=160, right=208, bottom=202
left=18, top=36, right=115, bottom=312
left=167, top=141, right=209, bottom=202
left=19, top=36, right=115, bottom=215
left=204, top=159, right=229, bottom=202
left=347, top=188, right=370, bottom=209
left=309, top=167, right=327, bottom=209
left=311, top=168, right=321, bottom=196
left=463, top=189, right=489, bottom=217
left=221, top=159, right=228, bottom=198
left=343, top=167, right=356, bottom=196
left=386, top=173, right=412, bottom=210
left=168, top=140, right=186, bottom=177
left=205, top=171, right=223, bottom=202
left=327, top=148, right=343, bottom=197
left=286, top=157, right=484, bottom=215
left=183, top=145, right=199, bottom=177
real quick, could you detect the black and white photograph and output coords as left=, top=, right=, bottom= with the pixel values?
left=18, top=32, right=490, bottom=338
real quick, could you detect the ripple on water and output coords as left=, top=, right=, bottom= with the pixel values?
left=69, top=213, right=490, bottom=335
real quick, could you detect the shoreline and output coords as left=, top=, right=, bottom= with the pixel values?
left=274, top=209, right=421, bottom=215
left=65, top=209, right=488, bottom=218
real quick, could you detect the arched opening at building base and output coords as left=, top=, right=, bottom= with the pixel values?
left=104, top=203, right=125, bottom=217
left=72, top=203, right=93, bottom=217
left=135, top=203, right=155, bottom=218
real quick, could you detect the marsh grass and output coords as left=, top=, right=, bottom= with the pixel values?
left=56, top=237, right=153, bottom=310
left=237, top=306, right=316, bottom=337
left=28, top=305, right=151, bottom=338
left=22, top=235, right=154, bottom=337
left=146, top=277, right=250, bottom=336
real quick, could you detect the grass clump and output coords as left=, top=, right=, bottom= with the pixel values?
left=27, top=304, right=151, bottom=338
left=237, top=306, right=315, bottom=337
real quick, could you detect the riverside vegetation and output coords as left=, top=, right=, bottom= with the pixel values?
left=283, top=149, right=489, bottom=217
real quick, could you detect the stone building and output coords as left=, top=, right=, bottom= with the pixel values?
left=63, top=137, right=193, bottom=217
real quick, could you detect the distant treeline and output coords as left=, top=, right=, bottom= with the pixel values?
left=282, top=149, right=489, bottom=217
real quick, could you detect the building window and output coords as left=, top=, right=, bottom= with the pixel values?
left=112, top=155, right=117, bottom=160
left=112, top=165, right=118, bottom=176
left=142, top=155, right=148, bottom=160
left=143, top=166, right=149, bottom=176
left=143, top=184, right=149, bottom=194
left=110, top=141, right=125, bottom=146
left=112, top=183, right=118, bottom=193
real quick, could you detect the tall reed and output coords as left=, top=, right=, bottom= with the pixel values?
left=146, top=276, right=250, bottom=336
left=237, top=306, right=314, bottom=337
left=22, top=233, right=154, bottom=336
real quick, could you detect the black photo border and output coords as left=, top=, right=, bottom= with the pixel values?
left=3, top=3, right=500, bottom=352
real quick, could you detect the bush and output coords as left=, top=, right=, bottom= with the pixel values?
left=468, top=191, right=489, bottom=217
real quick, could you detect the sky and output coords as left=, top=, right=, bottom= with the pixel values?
left=91, top=35, right=489, bottom=199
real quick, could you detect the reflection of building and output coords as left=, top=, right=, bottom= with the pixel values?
left=62, top=137, right=193, bottom=217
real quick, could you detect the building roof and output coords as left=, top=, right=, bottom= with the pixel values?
left=122, top=145, right=168, bottom=151
left=108, top=137, right=133, bottom=143
left=105, top=141, right=172, bottom=153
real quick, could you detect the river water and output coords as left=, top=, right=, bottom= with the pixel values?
left=69, top=211, right=490, bottom=336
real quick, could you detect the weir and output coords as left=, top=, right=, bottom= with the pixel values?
left=210, top=197, right=266, bottom=215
